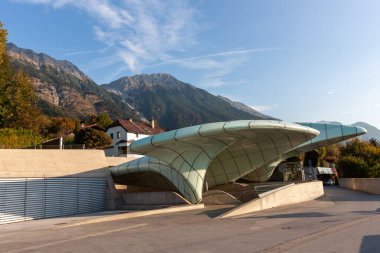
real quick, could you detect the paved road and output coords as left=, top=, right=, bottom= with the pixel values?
left=1, top=186, right=380, bottom=253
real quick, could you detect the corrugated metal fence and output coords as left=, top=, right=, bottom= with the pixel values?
left=0, top=177, right=107, bottom=224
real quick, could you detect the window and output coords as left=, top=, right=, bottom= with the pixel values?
left=117, top=132, right=121, bottom=138
left=110, top=133, right=114, bottom=139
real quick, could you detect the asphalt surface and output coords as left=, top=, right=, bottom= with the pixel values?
left=1, top=186, right=380, bottom=253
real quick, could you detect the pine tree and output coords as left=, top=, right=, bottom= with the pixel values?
left=98, top=112, right=113, bottom=129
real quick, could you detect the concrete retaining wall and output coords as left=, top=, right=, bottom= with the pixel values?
left=218, top=181, right=324, bottom=218
left=0, top=149, right=109, bottom=178
left=0, top=149, right=122, bottom=210
left=339, top=178, right=380, bottom=195
left=121, top=191, right=190, bottom=210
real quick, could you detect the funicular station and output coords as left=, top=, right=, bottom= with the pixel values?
left=0, top=120, right=366, bottom=224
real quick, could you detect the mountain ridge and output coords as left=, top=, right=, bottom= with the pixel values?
left=6, top=42, right=138, bottom=119
left=7, top=42, right=275, bottom=130
left=102, top=74, right=270, bottom=129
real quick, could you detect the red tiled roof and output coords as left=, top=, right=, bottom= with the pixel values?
left=107, top=119, right=165, bottom=135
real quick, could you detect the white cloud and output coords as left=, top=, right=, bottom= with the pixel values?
left=343, top=109, right=357, bottom=115
left=327, top=88, right=336, bottom=95
left=184, top=55, right=248, bottom=87
left=15, top=0, right=280, bottom=85
left=63, top=50, right=94, bottom=57
left=16, top=0, right=200, bottom=73
left=26, top=0, right=132, bottom=28
left=198, top=77, right=227, bottom=88
left=154, top=48, right=278, bottom=87
left=249, top=104, right=279, bottom=112
left=154, top=48, right=280, bottom=66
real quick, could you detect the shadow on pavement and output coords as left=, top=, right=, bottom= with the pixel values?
left=196, top=206, right=236, bottom=218
left=360, top=235, right=380, bottom=253
left=351, top=209, right=380, bottom=216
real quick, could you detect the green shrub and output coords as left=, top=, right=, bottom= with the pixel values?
left=337, top=155, right=368, bottom=178
left=367, top=164, right=380, bottom=178
left=74, top=128, right=112, bottom=149
left=338, top=139, right=380, bottom=178
left=0, top=128, right=42, bottom=148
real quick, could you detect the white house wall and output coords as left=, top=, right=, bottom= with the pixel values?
left=126, top=133, right=150, bottom=143
left=105, top=126, right=151, bottom=157
left=107, top=126, right=127, bottom=146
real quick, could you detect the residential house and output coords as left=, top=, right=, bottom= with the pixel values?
left=104, top=119, right=164, bottom=157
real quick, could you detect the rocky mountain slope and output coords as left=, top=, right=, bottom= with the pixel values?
left=7, top=43, right=274, bottom=130
left=103, top=74, right=270, bottom=130
left=6, top=43, right=137, bottom=119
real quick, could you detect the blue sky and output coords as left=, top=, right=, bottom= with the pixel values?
left=1, top=0, right=380, bottom=128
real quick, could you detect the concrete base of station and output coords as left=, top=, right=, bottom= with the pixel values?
left=217, top=181, right=324, bottom=218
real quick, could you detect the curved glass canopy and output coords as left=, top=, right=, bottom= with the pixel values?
left=243, top=122, right=367, bottom=182
left=111, top=120, right=320, bottom=203
left=111, top=121, right=366, bottom=203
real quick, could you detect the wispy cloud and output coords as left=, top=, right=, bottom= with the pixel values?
left=63, top=50, right=94, bottom=57
left=198, top=77, right=227, bottom=88
left=15, top=0, right=279, bottom=85
left=327, top=88, right=336, bottom=95
left=16, top=0, right=200, bottom=73
left=153, top=48, right=279, bottom=87
left=249, top=104, right=279, bottom=112
left=343, top=109, right=357, bottom=115
left=152, top=48, right=280, bottom=67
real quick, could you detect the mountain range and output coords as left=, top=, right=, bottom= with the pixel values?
left=352, top=122, right=380, bottom=141
left=103, top=74, right=274, bottom=129
left=6, top=43, right=273, bottom=130
left=6, top=43, right=138, bottom=120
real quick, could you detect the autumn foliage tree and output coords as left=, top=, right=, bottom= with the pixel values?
left=0, top=22, right=41, bottom=131
left=0, top=128, right=42, bottom=148
left=0, top=22, right=6, bottom=66
left=47, top=117, right=76, bottom=138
